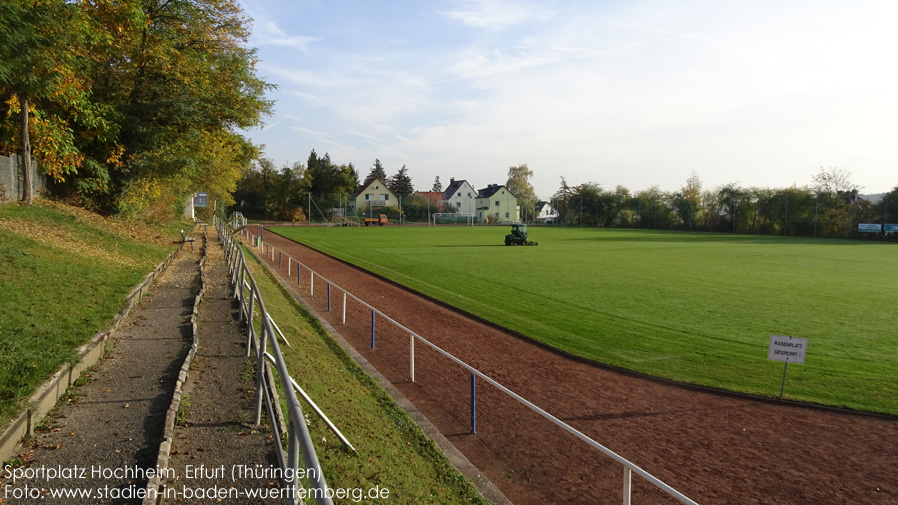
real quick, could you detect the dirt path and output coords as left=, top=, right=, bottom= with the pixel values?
left=2, top=235, right=202, bottom=504
left=159, top=227, right=279, bottom=504
left=258, top=228, right=898, bottom=505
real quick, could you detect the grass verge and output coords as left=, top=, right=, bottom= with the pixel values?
left=0, top=199, right=185, bottom=424
left=242, top=245, right=488, bottom=504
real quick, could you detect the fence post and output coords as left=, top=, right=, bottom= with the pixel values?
left=371, top=310, right=375, bottom=349
left=246, top=294, right=255, bottom=358
left=327, top=283, right=331, bottom=311
left=410, top=334, right=415, bottom=382
left=310, top=272, right=315, bottom=296
left=279, top=250, right=282, bottom=268
left=288, top=256, right=291, bottom=276
left=623, top=467, right=632, bottom=505
left=470, top=373, right=476, bottom=434
left=342, top=292, right=347, bottom=325
left=254, top=325, right=267, bottom=425
left=297, top=263, right=301, bottom=287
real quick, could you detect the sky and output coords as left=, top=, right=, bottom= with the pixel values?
left=236, top=0, right=897, bottom=201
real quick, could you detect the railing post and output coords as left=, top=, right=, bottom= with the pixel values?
left=342, top=292, right=347, bottom=324
left=371, top=310, right=375, bottom=349
left=310, top=272, right=314, bottom=296
left=246, top=294, right=255, bottom=358
left=410, top=334, right=415, bottom=382
left=286, top=421, right=300, bottom=501
left=623, top=467, right=632, bottom=505
left=237, top=265, right=245, bottom=322
left=327, top=283, right=331, bottom=311
left=470, top=373, right=476, bottom=434
left=254, top=325, right=267, bottom=425
left=297, top=263, right=301, bottom=287
left=279, top=250, right=282, bottom=268
left=288, top=256, right=291, bottom=276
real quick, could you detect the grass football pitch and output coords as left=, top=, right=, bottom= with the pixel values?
left=269, top=225, right=897, bottom=416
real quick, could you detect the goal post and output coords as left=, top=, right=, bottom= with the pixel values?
left=433, top=213, right=474, bottom=226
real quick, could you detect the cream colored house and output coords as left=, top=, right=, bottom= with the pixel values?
left=352, top=178, right=397, bottom=218
left=476, top=184, right=519, bottom=223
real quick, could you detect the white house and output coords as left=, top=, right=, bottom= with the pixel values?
left=535, top=201, right=559, bottom=224
left=441, top=178, right=478, bottom=215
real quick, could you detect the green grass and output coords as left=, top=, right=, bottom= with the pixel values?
left=0, top=201, right=183, bottom=424
left=269, top=225, right=898, bottom=415
left=242, top=245, right=488, bottom=504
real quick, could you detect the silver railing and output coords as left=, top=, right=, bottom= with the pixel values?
left=243, top=224, right=700, bottom=505
left=215, top=217, right=354, bottom=505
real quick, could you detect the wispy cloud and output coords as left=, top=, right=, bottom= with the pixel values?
left=441, top=0, right=555, bottom=30
left=247, top=19, right=319, bottom=54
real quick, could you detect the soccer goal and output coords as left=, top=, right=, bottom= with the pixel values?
left=433, top=212, right=474, bottom=226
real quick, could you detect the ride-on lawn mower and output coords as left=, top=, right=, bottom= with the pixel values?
left=504, top=223, right=538, bottom=246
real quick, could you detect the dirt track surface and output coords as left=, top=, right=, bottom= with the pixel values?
left=260, top=227, right=897, bottom=505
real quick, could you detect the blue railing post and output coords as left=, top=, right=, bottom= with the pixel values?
left=371, top=310, right=376, bottom=349
left=471, top=373, right=477, bottom=434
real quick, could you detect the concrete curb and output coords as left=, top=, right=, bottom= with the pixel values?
left=0, top=235, right=189, bottom=464
left=144, top=228, right=208, bottom=505
left=244, top=241, right=513, bottom=505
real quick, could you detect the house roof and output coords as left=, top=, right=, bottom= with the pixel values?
left=354, top=178, right=396, bottom=198
left=477, top=184, right=514, bottom=199
left=442, top=179, right=472, bottom=200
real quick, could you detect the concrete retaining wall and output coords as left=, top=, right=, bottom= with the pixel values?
left=0, top=154, right=45, bottom=202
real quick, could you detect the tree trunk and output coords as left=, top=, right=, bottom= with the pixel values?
left=19, top=92, right=33, bottom=205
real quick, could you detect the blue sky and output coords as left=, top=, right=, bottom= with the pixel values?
left=237, top=0, right=897, bottom=200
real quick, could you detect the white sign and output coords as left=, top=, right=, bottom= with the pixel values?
left=858, top=223, right=881, bottom=233
left=768, top=335, right=807, bottom=364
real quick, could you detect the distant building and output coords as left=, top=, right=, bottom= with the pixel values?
left=441, top=178, right=478, bottom=215
left=476, top=184, right=519, bottom=224
left=352, top=178, right=396, bottom=218
left=415, top=191, right=444, bottom=209
left=535, top=201, right=559, bottom=224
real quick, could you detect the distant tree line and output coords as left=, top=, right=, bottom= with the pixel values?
left=233, top=152, right=423, bottom=221
left=550, top=168, right=898, bottom=240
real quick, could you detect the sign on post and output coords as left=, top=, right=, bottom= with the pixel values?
left=768, top=335, right=808, bottom=399
left=858, top=223, right=881, bottom=233
left=885, top=224, right=898, bottom=232
left=194, top=192, right=208, bottom=208
left=768, top=335, right=807, bottom=363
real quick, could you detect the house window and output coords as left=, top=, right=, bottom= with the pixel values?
left=468, top=192, right=472, bottom=197
left=365, top=194, right=370, bottom=200
left=458, top=192, right=461, bottom=197
left=505, top=212, right=510, bottom=218
left=495, top=200, right=500, bottom=206
left=382, top=194, right=389, bottom=201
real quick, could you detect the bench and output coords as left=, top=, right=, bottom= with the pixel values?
left=180, top=229, right=196, bottom=250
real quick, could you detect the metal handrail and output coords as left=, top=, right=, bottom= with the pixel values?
left=216, top=217, right=336, bottom=505
left=243, top=224, right=700, bottom=505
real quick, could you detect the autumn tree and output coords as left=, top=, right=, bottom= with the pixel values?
left=0, top=0, right=98, bottom=204
left=506, top=164, right=537, bottom=222
left=675, top=171, right=702, bottom=230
